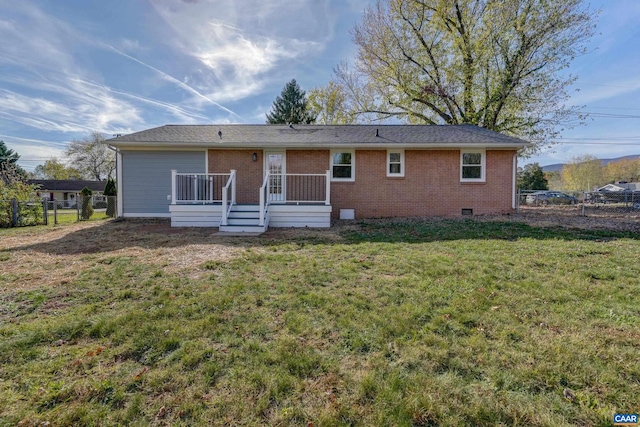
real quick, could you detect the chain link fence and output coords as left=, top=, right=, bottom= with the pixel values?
left=517, top=190, right=640, bottom=218
left=1, top=196, right=117, bottom=228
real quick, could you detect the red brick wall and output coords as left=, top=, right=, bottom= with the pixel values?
left=330, top=149, right=516, bottom=218
left=286, top=150, right=329, bottom=174
left=208, top=149, right=263, bottom=203
left=208, top=148, right=516, bottom=216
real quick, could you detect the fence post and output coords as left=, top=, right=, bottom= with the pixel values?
left=76, top=197, right=80, bottom=221
left=12, top=198, right=18, bottom=227
left=582, top=192, right=586, bottom=216
left=54, top=200, right=58, bottom=225
left=516, top=189, right=520, bottom=213
left=43, top=200, right=48, bottom=225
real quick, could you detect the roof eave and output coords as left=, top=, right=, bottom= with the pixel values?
left=108, top=141, right=531, bottom=149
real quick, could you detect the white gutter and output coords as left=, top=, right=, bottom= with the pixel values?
left=512, top=153, right=518, bottom=209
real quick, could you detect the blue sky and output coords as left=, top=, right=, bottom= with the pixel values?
left=1, top=0, right=639, bottom=171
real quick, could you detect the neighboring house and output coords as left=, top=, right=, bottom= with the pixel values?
left=28, top=179, right=107, bottom=208
left=597, top=182, right=640, bottom=192
left=108, top=124, right=531, bottom=231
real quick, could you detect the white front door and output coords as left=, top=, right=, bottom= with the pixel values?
left=265, top=151, right=286, bottom=202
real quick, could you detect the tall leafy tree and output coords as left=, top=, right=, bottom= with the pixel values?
left=308, top=82, right=356, bottom=124
left=33, top=158, right=83, bottom=180
left=66, top=132, right=115, bottom=180
left=518, top=163, right=548, bottom=190
left=561, top=155, right=604, bottom=191
left=329, top=0, right=596, bottom=152
left=266, top=79, right=316, bottom=124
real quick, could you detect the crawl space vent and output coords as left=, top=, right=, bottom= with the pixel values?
left=461, top=208, right=473, bottom=216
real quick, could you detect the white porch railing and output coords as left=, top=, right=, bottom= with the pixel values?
left=280, top=171, right=331, bottom=205
left=220, top=170, right=237, bottom=226
left=171, top=170, right=234, bottom=204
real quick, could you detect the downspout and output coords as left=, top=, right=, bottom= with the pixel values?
left=106, top=145, right=123, bottom=218
left=512, top=153, right=518, bottom=209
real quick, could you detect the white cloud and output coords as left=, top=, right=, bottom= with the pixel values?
left=149, top=0, right=333, bottom=103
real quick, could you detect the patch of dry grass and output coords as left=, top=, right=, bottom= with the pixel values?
left=1, top=217, right=639, bottom=426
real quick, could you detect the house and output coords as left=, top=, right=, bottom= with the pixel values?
left=107, top=124, right=531, bottom=231
left=597, top=182, right=640, bottom=192
left=28, top=179, right=107, bottom=208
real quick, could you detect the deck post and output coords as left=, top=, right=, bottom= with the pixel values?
left=171, top=170, right=177, bottom=205
left=325, top=170, right=331, bottom=205
left=259, top=184, right=265, bottom=226
left=230, top=170, right=237, bottom=205
left=222, top=190, right=228, bottom=226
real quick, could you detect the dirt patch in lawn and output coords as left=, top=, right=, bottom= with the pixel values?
left=0, top=219, right=251, bottom=292
left=2, top=211, right=637, bottom=293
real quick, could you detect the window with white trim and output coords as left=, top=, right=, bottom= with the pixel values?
left=387, top=150, right=404, bottom=177
left=331, top=150, right=355, bottom=181
left=460, top=150, right=485, bottom=182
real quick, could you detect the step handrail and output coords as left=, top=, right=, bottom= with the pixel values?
left=259, top=172, right=270, bottom=227
left=221, top=170, right=236, bottom=226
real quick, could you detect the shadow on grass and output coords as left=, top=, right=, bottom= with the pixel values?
left=340, top=217, right=640, bottom=244
left=4, top=216, right=640, bottom=256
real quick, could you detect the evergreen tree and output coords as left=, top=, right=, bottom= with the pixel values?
left=0, top=141, right=27, bottom=180
left=104, top=177, right=117, bottom=218
left=266, top=79, right=316, bottom=124
left=518, top=163, right=549, bottom=190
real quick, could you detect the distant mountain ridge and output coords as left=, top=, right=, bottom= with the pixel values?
left=541, top=154, right=640, bottom=173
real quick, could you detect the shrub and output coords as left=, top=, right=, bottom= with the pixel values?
left=104, top=178, right=117, bottom=218
left=80, top=187, right=94, bottom=220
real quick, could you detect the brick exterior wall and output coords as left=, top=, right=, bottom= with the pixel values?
left=330, top=149, right=516, bottom=218
left=208, top=148, right=516, bottom=217
left=208, top=149, right=263, bottom=203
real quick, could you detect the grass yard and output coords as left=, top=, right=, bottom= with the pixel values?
left=0, top=218, right=638, bottom=426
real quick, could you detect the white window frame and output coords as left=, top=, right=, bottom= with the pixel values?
left=387, top=149, right=405, bottom=177
left=460, top=149, right=486, bottom=182
left=331, top=150, right=355, bottom=181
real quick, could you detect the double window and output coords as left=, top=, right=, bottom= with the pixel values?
left=460, top=150, right=485, bottom=182
left=331, top=150, right=354, bottom=181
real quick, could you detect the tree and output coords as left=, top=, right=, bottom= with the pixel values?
left=561, top=155, right=604, bottom=191
left=79, top=187, right=94, bottom=220
left=104, top=177, right=117, bottom=218
left=66, top=132, right=115, bottom=180
left=265, top=79, right=316, bottom=124
left=604, top=158, right=640, bottom=184
left=518, top=163, right=548, bottom=190
left=0, top=141, right=27, bottom=178
left=33, top=158, right=83, bottom=180
left=331, top=0, right=596, bottom=152
left=308, top=82, right=356, bottom=124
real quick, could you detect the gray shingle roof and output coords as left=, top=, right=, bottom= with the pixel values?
left=108, top=124, right=530, bottom=148
left=28, top=180, right=107, bottom=192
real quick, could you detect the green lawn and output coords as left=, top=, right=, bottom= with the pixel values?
left=0, top=219, right=638, bottom=426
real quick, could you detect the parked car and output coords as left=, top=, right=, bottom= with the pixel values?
left=596, top=190, right=640, bottom=204
left=525, top=191, right=577, bottom=205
